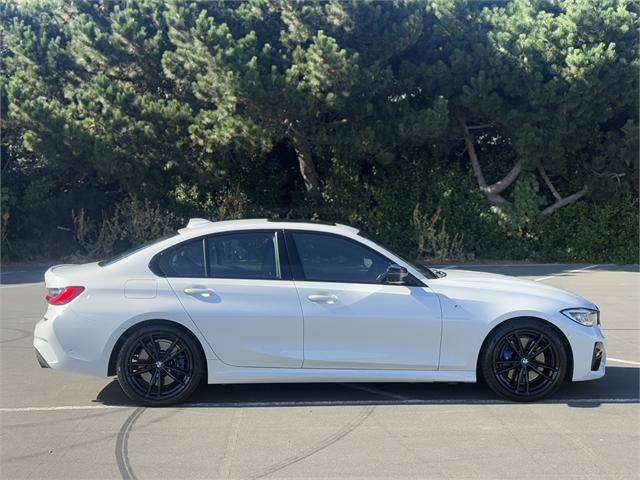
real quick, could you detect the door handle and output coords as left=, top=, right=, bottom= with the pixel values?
left=308, top=294, right=338, bottom=304
left=184, top=287, right=216, bottom=296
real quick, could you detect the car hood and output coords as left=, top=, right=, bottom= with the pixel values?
left=428, top=269, right=597, bottom=310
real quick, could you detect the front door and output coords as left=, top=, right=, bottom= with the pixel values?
left=287, top=231, right=442, bottom=370
left=163, top=230, right=303, bottom=368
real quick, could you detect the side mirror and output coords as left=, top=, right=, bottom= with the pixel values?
left=385, top=264, right=408, bottom=285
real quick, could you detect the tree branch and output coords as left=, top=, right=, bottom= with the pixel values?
left=467, top=123, right=495, bottom=130
left=541, top=186, right=588, bottom=216
left=485, top=159, right=524, bottom=195
left=536, top=160, right=562, bottom=201
left=460, top=119, right=512, bottom=205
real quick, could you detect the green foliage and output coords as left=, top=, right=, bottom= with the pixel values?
left=1, top=0, right=638, bottom=263
left=531, top=197, right=639, bottom=263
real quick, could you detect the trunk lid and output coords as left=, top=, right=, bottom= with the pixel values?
left=44, top=262, right=101, bottom=288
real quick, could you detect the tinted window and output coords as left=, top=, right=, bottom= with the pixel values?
left=206, top=232, right=280, bottom=279
left=291, top=232, right=391, bottom=283
left=157, top=239, right=205, bottom=277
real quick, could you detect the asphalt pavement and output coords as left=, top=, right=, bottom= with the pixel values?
left=1, top=263, right=638, bottom=479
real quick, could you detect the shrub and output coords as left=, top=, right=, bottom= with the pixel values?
left=71, top=196, right=180, bottom=261
left=412, top=204, right=465, bottom=261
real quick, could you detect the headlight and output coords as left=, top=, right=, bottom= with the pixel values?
left=561, top=308, right=600, bottom=327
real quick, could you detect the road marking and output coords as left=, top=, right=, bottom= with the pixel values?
left=0, top=405, right=130, bottom=413
left=535, top=264, right=599, bottom=282
left=608, top=357, right=640, bottom=366
left=1, top=397, right=638, bottom=413
left=220, top=409, right=244, bottom=478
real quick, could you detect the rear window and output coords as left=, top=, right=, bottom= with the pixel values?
left=156, top=239, right=206, bottom=277
left=98, top=233, right=177, bottom=267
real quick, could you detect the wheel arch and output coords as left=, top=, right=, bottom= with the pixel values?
left=476, top=316, right=574, bottom=382
left=107, top=319, right=208, bottom=377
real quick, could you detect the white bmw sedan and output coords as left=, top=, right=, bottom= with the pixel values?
left=34, top=218, right=606, bottom=405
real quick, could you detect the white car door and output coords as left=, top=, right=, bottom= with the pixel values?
left=160, top=230, right=303, bottom=368
left=286, top=231, right=442, bottom=370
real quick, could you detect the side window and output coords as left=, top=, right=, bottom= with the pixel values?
left=206, top=232, right=280, bottom=280
left=291, top=232, right=392, bottom=284
left=157, top=239, right=205, bottom=278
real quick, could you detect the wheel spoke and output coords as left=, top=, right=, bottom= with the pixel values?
left=507, top=335, right=524, bottom=357
left=137, top=340, right=156, bottom=361
left=157, top=369, right=163, bottom=396
left=163, top=368, right=186, bottom=386
left=148, top=335, right=162, bottom=360
left=526, top=335, right=544, bottom=358
left=529, top=361, right=558, bottom=372
left=515, top=367, right=524, bottom=392
left=529, top=365, right=554, bottom=381
left=163, top=338, right=179, bottom=361
left=496, top=364, right=519, bottom=375
left=127, top=364, right=154, bottom=376
left=530, top=343, right=551, bottom=358
left=163, top=347, right=185, bottom=363
left=146, top=369, right=158, bottom=395
left=524, top=367, right=530, bottom=393
left=165, top=365, right=188, bottom=375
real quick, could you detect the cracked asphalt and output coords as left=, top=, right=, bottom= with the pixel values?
left=1, top=263, right=638, bottom=479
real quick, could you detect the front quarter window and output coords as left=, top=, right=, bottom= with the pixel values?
left=291, top=232, right=392, bottom=284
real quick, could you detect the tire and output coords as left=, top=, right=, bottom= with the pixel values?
left=116, top=324, right=204, bottom=406
left=480, top=319, right=568, bottom=402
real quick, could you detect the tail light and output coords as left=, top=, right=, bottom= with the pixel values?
left=46, top=286, right=85, bottom=305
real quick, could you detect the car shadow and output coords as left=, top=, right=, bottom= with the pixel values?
left=95, top=366, right=639, bottom=408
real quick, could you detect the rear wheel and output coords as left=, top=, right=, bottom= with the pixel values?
left=481, top=319, right=567, bottom=402
left=116, top=325, right=204, bottom=406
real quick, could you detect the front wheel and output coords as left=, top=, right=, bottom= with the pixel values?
left=116, top=325, right=204, bottom=406
left=480, top=320, right=568, bottom=402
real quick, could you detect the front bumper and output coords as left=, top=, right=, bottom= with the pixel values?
left=564, top=320, right=606, bottom=382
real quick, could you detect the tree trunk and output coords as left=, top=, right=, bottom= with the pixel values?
left=291, top=136, right=320, bottom=193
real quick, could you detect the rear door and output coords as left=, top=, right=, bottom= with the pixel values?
left=286, top=230, right=442, bottom=370
left=161, top=230, right=303, bottom=368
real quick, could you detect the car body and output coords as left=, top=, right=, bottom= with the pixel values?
left=34, top=218, right=606, bottom=405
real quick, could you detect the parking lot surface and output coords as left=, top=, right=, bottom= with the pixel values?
left=1, top=263, right=639, bottom=479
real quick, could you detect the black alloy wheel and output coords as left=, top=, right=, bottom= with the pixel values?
left=481, top=320, right=567, bottom=402
left=117, top=325, right=204, bottom=406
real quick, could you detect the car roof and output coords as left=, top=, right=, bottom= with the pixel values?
left=177, top=218, right=360, bottom=237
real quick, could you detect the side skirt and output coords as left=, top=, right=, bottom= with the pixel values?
left=206, top=359, right=476, bottom=384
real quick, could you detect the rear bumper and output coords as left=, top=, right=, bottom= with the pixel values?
left=33, top=312, right=109, bottom=377
left=35, top=348, right=50, bottom=368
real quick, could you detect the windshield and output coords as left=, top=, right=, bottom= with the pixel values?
left=357, top=231, right=438, bottom=279
left=98, top=233, right=177, bottom=267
